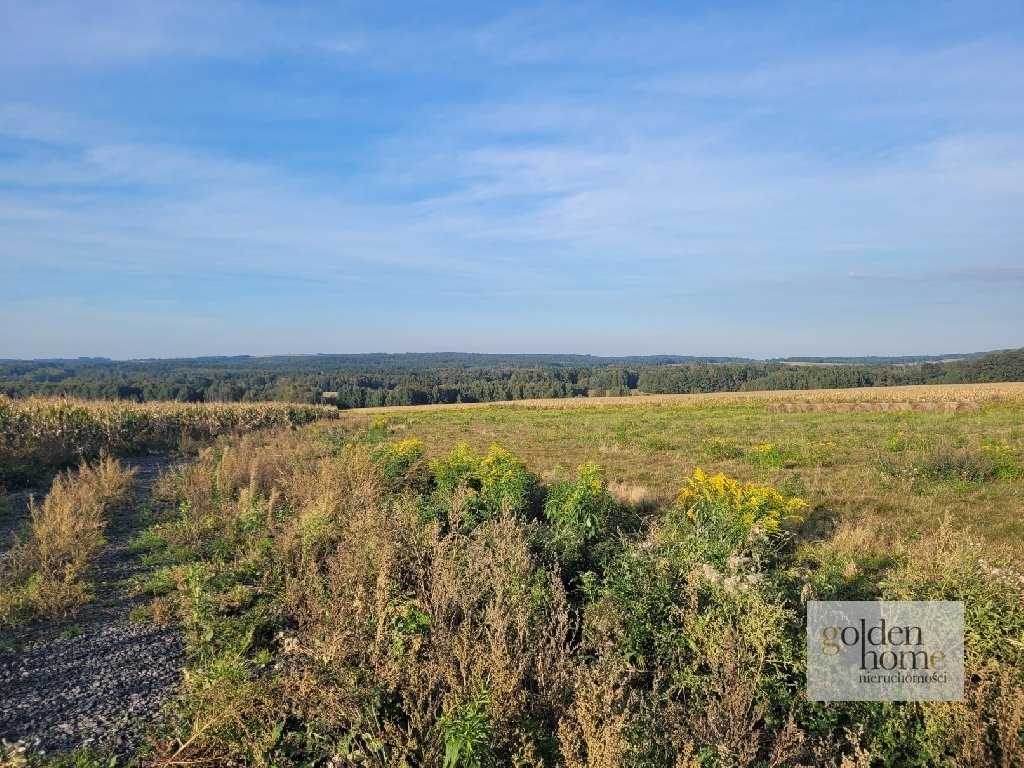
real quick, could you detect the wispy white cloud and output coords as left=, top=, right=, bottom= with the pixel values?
left=1, top=0, right=1022, bottom=357
left=844, top=264, right=1024, bottom=283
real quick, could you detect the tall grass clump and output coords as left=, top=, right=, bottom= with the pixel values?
left=877, top=439, right=1022, bottom=489
left=0, top=456, right=136, bottom=626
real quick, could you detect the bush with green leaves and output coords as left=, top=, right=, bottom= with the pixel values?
left=429, top=443, right=539, bottom=530
left=660, top=467, right=807, bottom=570
left=699, top=436, right=743, bottom=460
left=917, top=441, right=1010, bottom=483
left=749, top=441, right=788, bottom=468
left=439, top=686, right=495, bottom=768
left=544, top=462, right=619, bottom=583
left=374, top=438, right=431, bottom=493
left=584, top=492, right=803, bottom=764
left=878, top=439, right=1022, bottom=490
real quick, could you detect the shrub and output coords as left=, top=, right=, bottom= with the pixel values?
left=884, top=430, right=911, bottom=453
left=664, top=467, right=807, bottom=568
left=545, top=462, right=616, bottom=541
left=980, top=440, right=1022, bottom=480
left=433, top=443, right=484, bottom=497
left=439, top=685, right=495, bottom=768
left=881, top=440, right=1024, bottom=487
left=544, top=462, right=619, bottom=583
left=793, top=533, right=898, bottom=602
left=750, top=442, right=786, bottom=468
left=699, top=437, right=743, bottom=461
left=375, top=438, right=430, bottom=493
left=916, top=442, right=1005, bottom=483
left=363, top=415, right=391, bottom=444
left=477, top=445, right=539, bottom=519
left=640, top=434, right=673, bottom=452
left=880, top=522, right=1024, bottom=670
left=430, top=444, right=539, bottom=530
left=582, top=472, right=806, bottom=764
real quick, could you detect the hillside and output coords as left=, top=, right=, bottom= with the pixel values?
left=0, top=348, right=1021, bottom=408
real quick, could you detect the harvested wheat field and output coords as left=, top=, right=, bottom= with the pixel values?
left=355, top=381, right=1024, bottom=413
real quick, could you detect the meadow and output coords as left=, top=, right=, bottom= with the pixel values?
left=1, top=384, right=1022, bottom=766
left=350, top=383, right=1024, bottom=551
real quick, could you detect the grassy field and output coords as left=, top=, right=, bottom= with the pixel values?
left=3, top=384, right=1023, bottom=766
left=339, top=383, right=1024, bottom=555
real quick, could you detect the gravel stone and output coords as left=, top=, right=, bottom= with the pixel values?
left=0, top=455, right=188, bottom=758
left=0, top=621, right=184, bottom=753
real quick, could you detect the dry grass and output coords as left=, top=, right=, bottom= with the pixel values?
left=147, top=442, right=574, bottom=766
left=133, top=423, right=1024, bottom=767
left=606, top=481, right=662, bottom=515
left=354, top=382, right=1024, bottom=413
left=336, top=393, right=1024, bottom=557
left=0, top=455, right=137, bottom=626
left=357, top=502, right=562, bottom=760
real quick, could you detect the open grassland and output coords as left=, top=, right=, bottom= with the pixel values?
left=338, top=385, right=1024, bottom=556
left=111, top=404, right=1022, bottom=767
left=3, top=384, right=1023, bottom=765
left=0, top=396, right=338, bottom=488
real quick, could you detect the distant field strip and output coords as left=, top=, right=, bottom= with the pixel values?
left=354, top=381, right=1024, bottom=412
left=765, top=401, right=982, bottom=413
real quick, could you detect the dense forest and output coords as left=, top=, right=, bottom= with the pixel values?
left=0, top=349, right=1021, bottom=408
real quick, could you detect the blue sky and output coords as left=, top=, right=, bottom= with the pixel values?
left=1, top=0, right=1022, bottom=359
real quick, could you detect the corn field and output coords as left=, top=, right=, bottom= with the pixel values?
left=0, top=396, right=338, bottom=487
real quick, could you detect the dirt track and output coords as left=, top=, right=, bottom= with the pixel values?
left=0, top=455, right=185, bottom=758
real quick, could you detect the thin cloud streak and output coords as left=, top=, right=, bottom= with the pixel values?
left=1, top=0, right=1022, bottom=357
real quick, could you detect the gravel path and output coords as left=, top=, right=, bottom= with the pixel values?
left=0, top=455, right=186, bottom=758
left=0, top=622, right=185, bottom=755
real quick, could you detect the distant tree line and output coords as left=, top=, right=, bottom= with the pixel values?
left=1, top=349, right=1021, bottom=407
